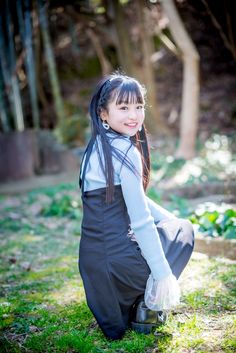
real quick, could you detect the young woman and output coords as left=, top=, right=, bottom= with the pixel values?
left=79, top=73, right=194, bottom=340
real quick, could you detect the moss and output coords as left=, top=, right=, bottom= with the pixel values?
left=1, top=183, right=236, bottom=353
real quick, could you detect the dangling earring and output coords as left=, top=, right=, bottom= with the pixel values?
left=138, top=125, right=142, bottom=132
left=102, top=120, right=110, bottom=130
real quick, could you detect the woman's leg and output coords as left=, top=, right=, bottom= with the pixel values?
left=157, top=218, right=195, bottom=278
left=79, top=253, right=127, bottom=340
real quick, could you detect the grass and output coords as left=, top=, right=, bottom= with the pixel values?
left=0, top=181, right=236, bottom=352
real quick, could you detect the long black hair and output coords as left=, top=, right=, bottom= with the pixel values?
left=88, top=72, right=150, bottom=202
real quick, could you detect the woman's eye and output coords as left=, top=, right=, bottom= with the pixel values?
left=120, top=106, right=128, bottom=110
left=137, top=105, right=144, bottom=110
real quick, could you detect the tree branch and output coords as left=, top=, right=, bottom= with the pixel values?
left=201, top=0, right=236, bottom=60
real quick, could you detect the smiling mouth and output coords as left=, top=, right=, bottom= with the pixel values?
left=125, top=123, right=138, bottom=128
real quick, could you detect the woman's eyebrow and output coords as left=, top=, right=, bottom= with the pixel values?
left=116, top=100, right=143, bottom=105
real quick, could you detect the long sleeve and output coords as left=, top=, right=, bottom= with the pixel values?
left=119, top=145, right=172, bottom=281
left=82, top=136, right=180, bottom=310
left=146, top=196, right=177, bottom=223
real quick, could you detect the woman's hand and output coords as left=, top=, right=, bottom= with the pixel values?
left=144, top=273, right=180, bottom=311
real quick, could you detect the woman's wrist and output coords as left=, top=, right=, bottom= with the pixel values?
left=144, top=273, right=181, bottom=311
left=150, top=259, right=172, bottom=281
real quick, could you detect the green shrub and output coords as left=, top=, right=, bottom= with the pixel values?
left=41, top=195, right=82, bottom=220
left=190, top=207, right=236, bottom=239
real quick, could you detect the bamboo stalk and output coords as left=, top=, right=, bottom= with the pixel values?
left=0, top=16, right=15, bottom=127
left=34, top=10, right=49, bottom=110
left=0, top=64, right=10, bottom=132
left=5, top=0, right=24, bottom=131
left=17, top=0, right=40, bottom=128
left=37, top=0, right=65, bottom=127
left=16, top=0, right=25, bottom=41
left=24, top=0, right=40, bottom=128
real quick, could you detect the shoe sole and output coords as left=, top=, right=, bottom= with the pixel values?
left=131, top=321, right=157, bottom=334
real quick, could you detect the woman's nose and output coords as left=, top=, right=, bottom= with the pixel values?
left=130, top=109, right=138, bottom=120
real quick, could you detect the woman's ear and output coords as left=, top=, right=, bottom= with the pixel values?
left=100, top=109, right=107, bottom=122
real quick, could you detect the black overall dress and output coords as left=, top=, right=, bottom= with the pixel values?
left=79, top=139, right=194, bottom=340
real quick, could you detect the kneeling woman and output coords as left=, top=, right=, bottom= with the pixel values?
left=79, top=73, right=194, bottom=340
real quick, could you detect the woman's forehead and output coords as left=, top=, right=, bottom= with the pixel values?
left=111, top=86, right=145, bottom=105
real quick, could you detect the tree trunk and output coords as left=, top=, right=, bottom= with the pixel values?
left=5, top=0, right=24, bottom=131
left=16, top=0, right=40, bottom=129
left=136, top=0, right=168, bottom=136
left=86, top=27, right=112, bottom=76
left=110, top=0, right=136, bottom=75
left=0, top=65, right=10, bottom=132
left=0, top=22, right=13, bottom=131
left=37, top=0, right=65, bottom=127
left=24, top=0, right=40, bottom=128
left=34, top=12, right=49, bottom=110
left=161, top=0, right=200, bottom=159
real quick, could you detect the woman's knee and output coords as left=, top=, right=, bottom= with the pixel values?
left=103, top=328, right=126, bottom=341
left=179, top=219, right=195, bottom=248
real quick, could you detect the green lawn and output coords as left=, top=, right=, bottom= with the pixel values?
left=0, top=184, right=235, bottom=353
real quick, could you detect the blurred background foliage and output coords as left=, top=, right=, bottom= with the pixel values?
left=0, top=0, right=235, bottom=142
left=0, top=0, right=235, bottom=236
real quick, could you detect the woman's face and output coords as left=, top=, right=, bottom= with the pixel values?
left=101, top=95, right=145, bottom=136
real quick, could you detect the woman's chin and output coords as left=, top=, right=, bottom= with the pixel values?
left=124, top=128, right=139, bottom=137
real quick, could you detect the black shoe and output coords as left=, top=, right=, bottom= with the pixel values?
left=131, top=301, right=167, bottom=334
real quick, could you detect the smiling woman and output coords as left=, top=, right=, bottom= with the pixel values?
left=78, top=72, right=194, bottom=340
left=99, top=85, right=145, bottom=136
left=100, top=100, right=145, bottom=136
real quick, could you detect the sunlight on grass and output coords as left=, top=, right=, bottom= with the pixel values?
left=179, top=254, right=212, bottom=294
left=26, top=266, right=69, bottom=281
left=48, top=280, right=85, bottom=305
left=1, top=175, right=236, bottom=352
left=174, top=315, right=204, bottom=347
left=22, top=234, right=44, bottom=242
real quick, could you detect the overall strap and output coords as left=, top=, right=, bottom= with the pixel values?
left=79, top=137, right=95, bottom=195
